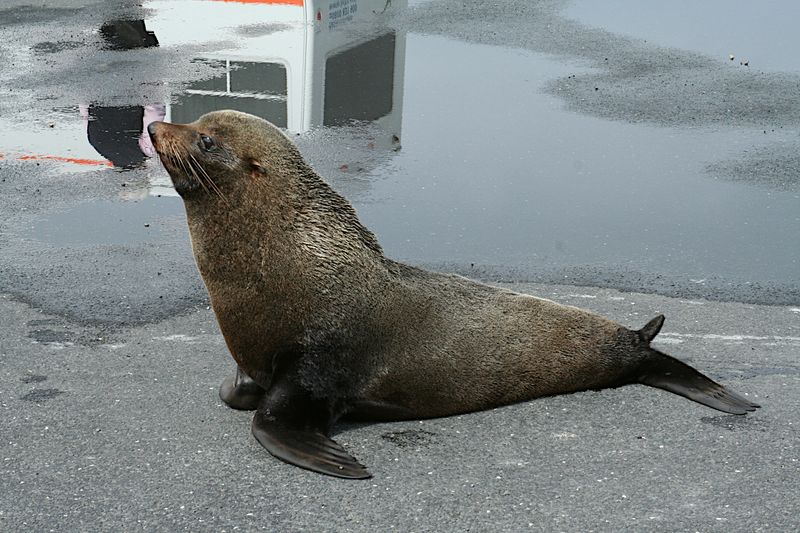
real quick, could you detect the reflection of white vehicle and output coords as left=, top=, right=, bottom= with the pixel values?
left=148, top=0, right=406, bottom=147
left=0, top=0, right=405, bottom=195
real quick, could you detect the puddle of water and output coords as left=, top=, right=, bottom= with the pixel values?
left=564, top=0, right=800, bottom=73
left=26, top=196, right=184, bottom=246
left=355, top=34, right=800, bottom=285
left=3, top=0, right=798, bottom=302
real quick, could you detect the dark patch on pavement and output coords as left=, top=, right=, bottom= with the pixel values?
left=20, top=374, right=48, bottom=384
left=20, top=388, right=65, bottom=402
left=28, top=328, right=73, bottom=344
left=701, top=415, right=768, bottom=432
left=31, top=40, right=85, bottom=55
left=381, top=429, right=438, bottom=448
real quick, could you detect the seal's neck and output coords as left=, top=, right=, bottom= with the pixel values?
left=181, top=152, right=388, bottom=293
left=295, top=168, right=384, bottom=256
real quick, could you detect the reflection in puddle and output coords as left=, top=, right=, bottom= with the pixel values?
left=0, top=17, right=164, bottom=172
left=149, top=0, right=406, bottom=143
left=83, top=19, right=163, bottom=169
left=83, top=103, right=164, bottom=169
left=2, top=0, right=406, bottom=172
left=28, top=196, right=184, bottom=246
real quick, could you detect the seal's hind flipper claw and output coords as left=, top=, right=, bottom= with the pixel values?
left=251, top=414, right=371, bottom=479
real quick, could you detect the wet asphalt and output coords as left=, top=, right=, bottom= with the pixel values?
left=1, top=0, right=799, bottom=531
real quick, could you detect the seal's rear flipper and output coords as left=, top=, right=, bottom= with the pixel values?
left=633, top=315, right=759, bottom=415
left=639, top=352, right=760, bottom=415
left=251, top=415, right=372, bottom=479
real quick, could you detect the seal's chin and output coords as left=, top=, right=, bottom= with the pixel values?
left=160, top=158, right=203, bottom=197
left=152, top=153, right=201, bottom=197
left=168, top=173, right=203, bottom=197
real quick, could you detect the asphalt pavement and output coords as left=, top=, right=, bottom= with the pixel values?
left=1, top=284, right=797, bottom=532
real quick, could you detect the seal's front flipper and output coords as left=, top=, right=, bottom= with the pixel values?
left=640, top=352, right=760, bottom=415
left=251, top=372, right=371, bottom=479
left=252, top=415, right=371, bottom=479
left=219, top=365, right=265, bottom=411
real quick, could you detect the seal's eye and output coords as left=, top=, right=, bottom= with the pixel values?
left=200, top=134, right=215, bottom=151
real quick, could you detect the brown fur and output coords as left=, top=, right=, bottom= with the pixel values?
left=149, top=110, right=743, bottom=421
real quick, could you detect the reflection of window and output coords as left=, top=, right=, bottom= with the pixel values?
left=324, top=32, right=395, bottom=126
left=171, top=61, right=288, bottom=127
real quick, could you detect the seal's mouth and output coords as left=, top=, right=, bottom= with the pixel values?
left=147, top=121, right=224, bottom=200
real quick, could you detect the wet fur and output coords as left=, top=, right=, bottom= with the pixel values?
left=151, top=111, right=758, bottom=422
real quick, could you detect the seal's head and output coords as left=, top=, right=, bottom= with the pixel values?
left=148, top=110, right=301, bottom=200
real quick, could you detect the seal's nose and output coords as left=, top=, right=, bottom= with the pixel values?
left=147, top=121, right=161, bottom=139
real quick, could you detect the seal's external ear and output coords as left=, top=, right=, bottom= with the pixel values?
left=249, top=159, right=268, bottom=177
left=638, top=314, right=665, bottom=343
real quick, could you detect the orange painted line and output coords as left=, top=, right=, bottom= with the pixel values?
left=17, top=154, right=113, bottom=167
left=208, top=0, right=304, bottom=5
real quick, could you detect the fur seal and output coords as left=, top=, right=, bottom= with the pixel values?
left=148, top=110, right=759, bottom=479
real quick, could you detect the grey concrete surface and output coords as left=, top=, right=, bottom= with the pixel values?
left=1, top=285, right=797, bottom=532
